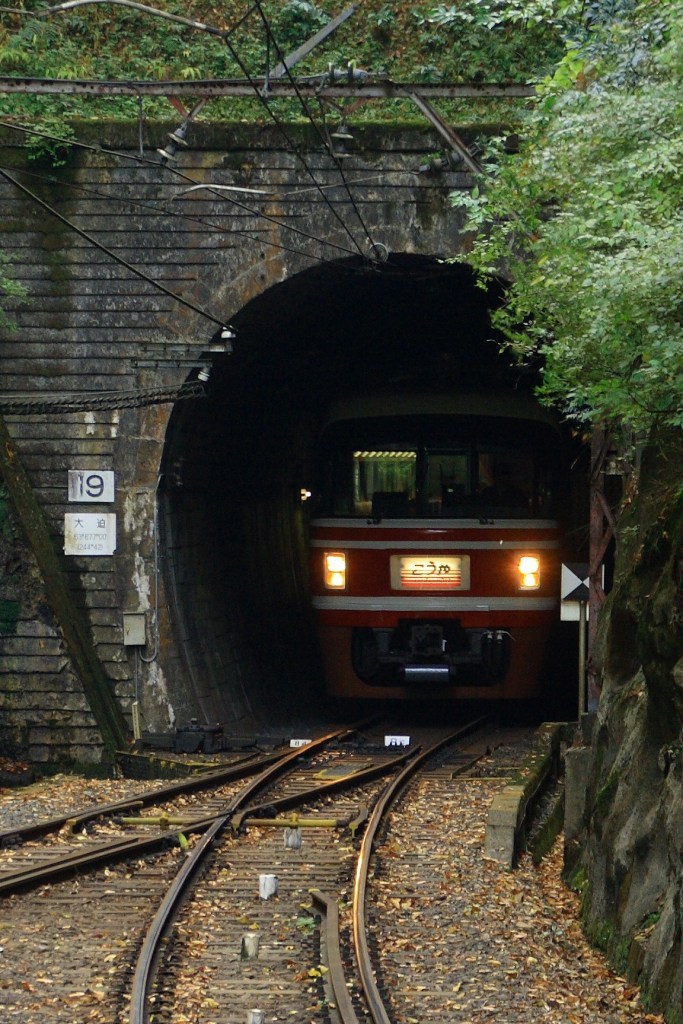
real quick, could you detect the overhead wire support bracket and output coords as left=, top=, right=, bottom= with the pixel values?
left=262, top=4, right=358, bottom=94
left=407, top=92, right=483, bottom=175
left=0, top=77, right=535, bottom=100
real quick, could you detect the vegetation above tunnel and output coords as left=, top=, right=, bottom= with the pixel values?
left=0, top=0, right=681, bottom=441
left=0, top=0, right=565, bottom=129
left=452, top=0, right=683, bottom=437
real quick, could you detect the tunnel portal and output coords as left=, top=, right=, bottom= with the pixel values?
left=158, top=253, right=528, bottom=732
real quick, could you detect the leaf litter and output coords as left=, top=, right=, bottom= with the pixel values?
left=366, top=768, right=665, bottom=1023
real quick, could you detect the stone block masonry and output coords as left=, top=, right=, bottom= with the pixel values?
left=0, top=120, right=474, bottom=764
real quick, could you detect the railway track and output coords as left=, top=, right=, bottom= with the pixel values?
left=0, top=716, right=546, bottom=1024
left=0, top=747, right=294, bottom=896
left=358, top=728, right=538, bottom=1024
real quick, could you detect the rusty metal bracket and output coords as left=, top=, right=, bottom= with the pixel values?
left=407, top=92, right=482, bottom=174
left=347, top=805, right=369, bottom=839
left=264, top=4, right=359, bottom=91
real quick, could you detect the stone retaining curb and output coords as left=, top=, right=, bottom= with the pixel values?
left=484, top=722, right=566, bottom=867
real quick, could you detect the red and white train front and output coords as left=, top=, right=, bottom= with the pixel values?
left=309, top=393, right=563, bottom=700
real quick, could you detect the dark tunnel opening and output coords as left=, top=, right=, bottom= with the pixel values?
left=159, top=254, right=555, bottom=732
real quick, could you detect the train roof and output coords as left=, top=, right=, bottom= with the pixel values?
left=321, top=390, right=561, bottom=431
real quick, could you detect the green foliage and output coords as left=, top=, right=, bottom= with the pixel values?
left=415, top=0, right=568, bottom=81
left=427, top=0, right=576, bottom=30
left=22, top=113, right=77, bottom=165
left=295, top=914, right=316, bottom=934
left=0, top=249, right=26, bottom=330
left=373, top=5, right=395, bottom=30
left=0, top=0, right=564, bottom=119
left=451, top=0, right=683, bottom=433
left=271, top=1, right=327, bottom=51
left=2, top=0, right=678, bottom=445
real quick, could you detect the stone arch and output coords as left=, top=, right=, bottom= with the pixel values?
left=155, top=253, right=513, bottom=731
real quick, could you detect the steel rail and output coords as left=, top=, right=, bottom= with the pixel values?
left=230, top=745, right=418, bottom=830
left=0, top=749, right=278, bottom=847
left=352, top=715, right=492, bottom=1024
left=0, top=816, right=219, bottom=896
left=0, top=722, right=382, bottom=897
left=311, top=889, right=362, bottom=1024
left=128, top=816, right=226, bottom=1024
left=127, top=720, right=376, bottom=1024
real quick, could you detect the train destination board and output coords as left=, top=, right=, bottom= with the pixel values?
left=390, top=554, right=470, bottom=591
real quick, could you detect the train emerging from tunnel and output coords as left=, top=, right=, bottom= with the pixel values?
left=308, top=389, right=569, bottom=701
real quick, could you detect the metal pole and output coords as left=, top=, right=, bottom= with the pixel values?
left=578, top=601, right=587, bottom=716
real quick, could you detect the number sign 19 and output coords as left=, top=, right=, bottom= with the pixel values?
left=67, top=470, right=115, bottom=503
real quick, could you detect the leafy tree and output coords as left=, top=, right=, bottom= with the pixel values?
left=452, top=0, right=683, bottom=433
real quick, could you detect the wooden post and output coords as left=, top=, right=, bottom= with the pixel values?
left=578, top=600, right=587, bottom=716
left=0, top=414, right=129, bottom=756
left=587, top=425, right=612, bottom=710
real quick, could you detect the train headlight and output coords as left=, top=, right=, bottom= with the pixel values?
left=324, top=552, right=347, bottom=589
left=518, top=555, right=540, bottom=590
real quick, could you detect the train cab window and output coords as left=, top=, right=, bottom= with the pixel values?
left=425, top=451, right=470, bottom=515
left=318, top=413, right=561, bottom=520
left=477, top=451, right=532, bottom=512
left=352, top=449, right=416, bottom=517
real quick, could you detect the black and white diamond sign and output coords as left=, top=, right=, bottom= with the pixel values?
left=561, top=562, right=604, bottom=621
left=561, top=562, right=590, bottom=603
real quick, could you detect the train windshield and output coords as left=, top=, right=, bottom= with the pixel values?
left=319, top=415, right=560, bottom=519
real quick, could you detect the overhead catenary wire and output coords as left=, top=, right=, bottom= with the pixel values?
left=0, top=0, right=373, bottom=264
left=253, top=0, right=379, bottom=255
left=315, top=92, right=387, bottom=261
left=221, top=29, right=367, bottom=258
left=0, top=158, right=351, bottom=268
left=0, top=120, right=361, bottom=262
left=0, top=0, right=255, bottom=40
left=165, top=163, right=360, bottom=260
left=0, top=0, right=486, bottom=416
left=0, top=166, right=229, bottom=328
left=0, top=0, right=436, bottom=263
left=252, top=0, right=379, bottom=258
left=0, top=120, right=437, bottom=203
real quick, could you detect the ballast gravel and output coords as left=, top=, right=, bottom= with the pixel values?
left=0, top=772, right=168, bottom=832
left=0, top=764, right=666, bottom=1024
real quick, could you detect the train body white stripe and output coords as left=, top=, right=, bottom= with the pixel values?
left=310, top=538, right=558, bottom=551
left=311, top=518, right=559, bottom=531
left=312, top=596, right=558, bottom=612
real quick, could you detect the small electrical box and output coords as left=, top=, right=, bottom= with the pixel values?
left=123, top=611, right=146, bottom=646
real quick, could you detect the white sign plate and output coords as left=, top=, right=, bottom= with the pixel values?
left=289, top=738, right=312, bottom=748
left=64, top=513, right=116, bottom=555
left=385, top=735, right=411, bottom=747
left=68, top=470, right=115, bottom=503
